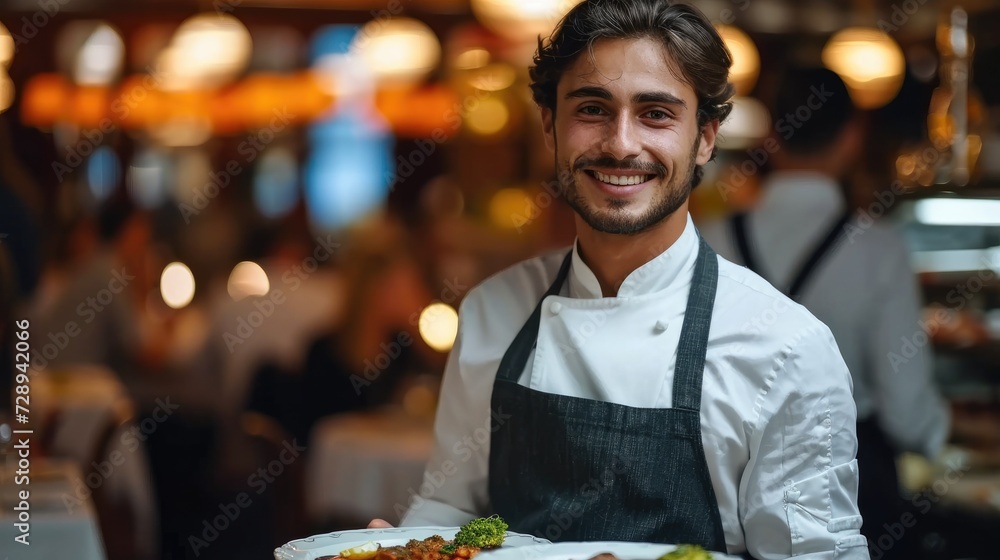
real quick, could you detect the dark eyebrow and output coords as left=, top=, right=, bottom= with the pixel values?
left=633, top=91, right=687, bottom=108
left=564, top=86, right=687, bottom=109
left=565, top=86, right=613, bottom=101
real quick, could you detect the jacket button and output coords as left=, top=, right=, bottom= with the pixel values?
left=549, top=301, right=562, bottom=315
left=653, top=320, right=667, bottom=333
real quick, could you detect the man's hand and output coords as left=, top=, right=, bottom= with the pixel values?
left=368, top=519, right=394, bottom=528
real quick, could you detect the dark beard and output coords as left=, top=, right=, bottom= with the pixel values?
left=556, top=137, right=700, bottom=236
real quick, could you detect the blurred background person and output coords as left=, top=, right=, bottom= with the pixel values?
left=247, top=213, right=443, bottom=444
left=699, top=66, right=950, bottom=559
left=0, top=115, right=42, bottom=414
left=28, top=194, right=157, bottom=382
left=2, top=1, right=999, bottom=558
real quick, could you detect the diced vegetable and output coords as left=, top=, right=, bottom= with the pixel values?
left=657, top=544, right=713, bottom=560
left=339, top=540, right=379, bottom=559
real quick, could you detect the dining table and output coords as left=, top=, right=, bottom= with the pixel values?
left=30, top=364, right=158, bottom=559
left=306, top=409, right=434, bottom=525
left=0, top=459, right=107, bottom=560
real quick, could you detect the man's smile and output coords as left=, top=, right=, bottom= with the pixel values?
left=582, top=168, right=659, bottom=196
left=591, top=170, right=656, bottom=185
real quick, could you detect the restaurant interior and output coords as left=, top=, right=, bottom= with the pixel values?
left=0, top=0, right=999, bottom=558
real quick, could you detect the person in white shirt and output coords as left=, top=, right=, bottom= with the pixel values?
left=699, top=67, right=949, bottom=560
left=374, top=3, right=868, bottom=558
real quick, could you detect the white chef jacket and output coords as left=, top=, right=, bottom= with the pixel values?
left=698, top=171, right=949, bottom=459
left=401, top=212, right=869, bottom=560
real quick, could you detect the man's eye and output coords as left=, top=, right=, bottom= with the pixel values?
left=579, top=106, right=604, bottom=116
left=646, top=110, right=670, bottom=120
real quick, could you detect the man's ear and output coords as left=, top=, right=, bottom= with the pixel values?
left=695, top=119, right=720, bottom=165
left=540, top=106, right=556, bottom=153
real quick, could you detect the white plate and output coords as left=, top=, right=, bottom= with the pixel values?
left=479, top=541, right=744, bottom=560
left=274, top=526, right=550, bottom=560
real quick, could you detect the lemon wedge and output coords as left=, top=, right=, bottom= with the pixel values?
left=340, top=541, right=379, bottom=559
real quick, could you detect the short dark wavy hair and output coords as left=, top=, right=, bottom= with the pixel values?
left=530, top=1, right=735, bottom=184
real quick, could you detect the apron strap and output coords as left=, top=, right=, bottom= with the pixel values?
left=671, top=237, right=718, bottom=412
left=496, top=237, right=719, bottom=413
left=730, top=211, right=852, bottom=300
left=496, top=251, right=573, bottom=383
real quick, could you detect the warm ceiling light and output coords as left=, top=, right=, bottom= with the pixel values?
left=454, top=47, right=490, bottom=70
left=354, top=18, right=441, bottom=86
left=822, top=27, right=905, bottom=109
left=75, top=24, right=125, bottom=86
left=158, top=14, right=253, bottom=91
left=0, top=70, right=13, bottom=115
left=227, top=261, right=270, bottom=301
left=468, top=63, right=517, bottom=92
left=0, top=22, right=13, bottom=68
left=471, top=0, right=584, bottom=42
left=716, top=25, right=759, bottom=96
left=419, top=303, right=459, bottom=352
left=160, top=262, right=196, bottom=309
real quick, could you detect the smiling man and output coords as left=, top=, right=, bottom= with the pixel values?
left=391, top=1, right=868, bottom=558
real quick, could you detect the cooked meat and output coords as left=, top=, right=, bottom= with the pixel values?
left=371, top=535, right=482, bottom=560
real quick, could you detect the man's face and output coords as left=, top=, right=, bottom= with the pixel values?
left=541, top=37, right=719, bottom=235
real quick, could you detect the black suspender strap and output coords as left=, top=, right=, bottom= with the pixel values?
left=787, top=212, right=852, bottom=298
left=729, top=211, right=853, bottom=300
left=730, top=213, right=761, bottom=276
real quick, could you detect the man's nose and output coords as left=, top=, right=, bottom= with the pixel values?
left=601, top=115, right=642, bottom=161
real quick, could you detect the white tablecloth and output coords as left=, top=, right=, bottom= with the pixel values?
left=31, top=365, right=157, bottom=558
left=0, top=461, right=107, bottom=560
left=306, top=411, right=433, bottom=524
left=32, top=365, right=132, bottom=457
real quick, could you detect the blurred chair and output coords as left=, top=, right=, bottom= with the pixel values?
left=35, top=365, right=158, bottom=560
left=240, top=411, right=307, bottom=548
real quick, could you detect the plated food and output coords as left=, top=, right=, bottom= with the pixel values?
left=583, top=545, right=714, bottom=560
left=273, top=518, right=549, bottom=560
left=479, top=542, right=741, bottom=560
left=322, top=516, right=509, bottom=559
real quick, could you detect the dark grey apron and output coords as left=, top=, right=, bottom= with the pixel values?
left=488, top=237, right=727, bottom=551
